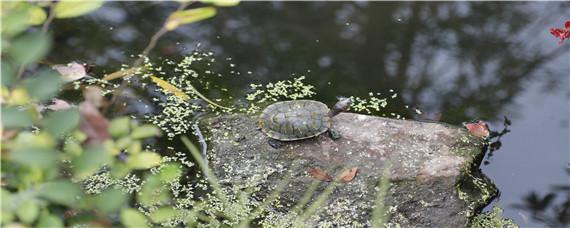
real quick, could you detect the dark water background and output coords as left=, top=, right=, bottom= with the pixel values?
left=47, top=2, right=570, bottom=227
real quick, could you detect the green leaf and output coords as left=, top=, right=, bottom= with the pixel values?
left=54, top=0, right=104, bottom=19
left=22, top=70, right=63, bottom=101
left=115, top=136, right=132, bottom=150
left=127, top=152, right=161, bottom=170
left=14, top=132, right=55, bottom=149
left=149, top=207, right=178, bottom=223
left=110, top=163, right=131, bottom=179
left=38, top=181, right=82, bottom=206
left=121, top=208, right=149, bottom=228
left=158, top=163, right=182, bottom=183
left=16, top=199, right=39, bottom=224
left=201, top=0, right=240, bottom=7
left=37, top=213, right=64, bottom=228
left=138, top=176, right=169, bottom=207
left=1, top=189, right=13, bottom=209
left=1, top=6, right=30, bottom=37
left=64, top=140, right=83, bottom=156
left=165, top=7, right=216, bottom=31
left=1, top=212, right=14, bottom=225
left=7, top=32, right=51, bottom=66
left=1, top=105, right=34, bottom=128
left=72, top=147, right=111, bottom=179
left=108, top=117, right=131, bottom=138
left=93, top=189, right=128, bottom=213
left=2, top=62, right=16, bottom=87
left=42, top=108, right=80, bottom=138
left=130, top=125, right=161, bottom=139
left=127, top=141, right=141, bottom=154
left=10, top=148, right=58, bottom=169
left=28, top=6, right=47, bottom=25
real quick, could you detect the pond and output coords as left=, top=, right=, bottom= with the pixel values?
left=47, top=2, right=569, bottom=227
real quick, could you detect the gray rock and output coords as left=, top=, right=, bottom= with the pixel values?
left=203, top=112, right=496, bottom=227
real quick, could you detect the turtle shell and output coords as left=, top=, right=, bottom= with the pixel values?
left=258, top=100, right=331, bottom=141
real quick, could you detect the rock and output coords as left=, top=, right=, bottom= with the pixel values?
left=203, top=112, right=496, bottom=227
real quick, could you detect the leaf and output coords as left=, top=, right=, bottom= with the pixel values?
left=37, top=213, right=64, bottom=228
left=46, top=99, right=72, bottom=111
left=131, top=124, right=161, bottom=139
left=38, top=181, right=82, bottom=207
left=28, top=6, right=47, bottom=25
left=72, top=147, right=111, bottom=179
left=151, top=76, right=232, bottom=110
left=138, top=175, right=169, bottom=206
left=127, top=152, right=161, bottom=170
left=108, top=117, right=131, bottom=138
left=338, top=167, right=359, bottom=183
left=42, top=108, right=80, bottom=138
left=83, top=86, right=105, bottom=108
left=121, top=208, right=149, bottom=228
left=307, top=167, right=332, bottom=182
left=52, top=62, right=87, bottom=82
left=16, top=199, right=39, bottom=224
left=79, top=101, right=111, bottom=145
left=93, top=189, right=128, bottom=213
left=201, top=0, right=240, bottom=7
left=157, top=163, right=182, bottom=182
left=54, top=0, right=104, bottom=19
left=102, top=67, right=143, bottom=81
left=464, top=121, right=490, bottom=138
left=22, top=70, right=63, bottom=102
left=165, top=7, right=216, bottom=31
left=1, top=105, right=34, bottom=128
left=11, top=148, right=58, bottom=169
left=7, top=32, right=51, bottom=66
left=1, top=62, right=16, bottom=87
left=1, top=6, right=29, bottom=37
left=150, top=76, right=190, bottom=101
left=149, top=207, right=178, bottom=223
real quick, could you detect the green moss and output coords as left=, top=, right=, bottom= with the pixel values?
left=450, top=132, right=498, bottom=221
left=470, top=207, right=518, bottom=228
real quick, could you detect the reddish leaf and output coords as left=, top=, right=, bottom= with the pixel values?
left=79, top=101, right=110, bottom=145
left=46, top=99, right=71, bottom=111
left=307, top=167, right=332, bottom=182
left=53, top=61, right=87, bottom=82
left=338, top=167, right=359, bottom=183
left=549, top=20, right=570, bottom=44
left=464, top=120, right=490, bottom=138
left=83, top=86, right=105, bottom=108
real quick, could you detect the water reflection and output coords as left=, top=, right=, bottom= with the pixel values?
left=46, top=2, right=569, bottom=226
left=511, top=169, right=570, bottom=227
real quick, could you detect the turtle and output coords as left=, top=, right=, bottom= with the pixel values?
left=258, top=97, right=352, bottom=148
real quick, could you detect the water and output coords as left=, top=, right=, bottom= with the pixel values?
left=47, top=2, right=569, bottom=227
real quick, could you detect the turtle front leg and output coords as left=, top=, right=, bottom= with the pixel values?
left=268, top=139, right=284, bottom=149
left=328, top=129, right=341, bottom=140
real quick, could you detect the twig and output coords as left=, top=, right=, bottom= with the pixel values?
left=105, top=1, right=192, bottom=113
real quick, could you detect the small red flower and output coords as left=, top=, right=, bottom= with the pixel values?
left=549, top=20, right=570, bottom=44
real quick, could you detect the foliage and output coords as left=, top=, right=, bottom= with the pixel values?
left=470, top=207, right=519, bottom=228
left=0, top=1, right=240, bottom=227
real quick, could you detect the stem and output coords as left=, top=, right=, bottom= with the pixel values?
left=41, top=5, right=56, bottom=34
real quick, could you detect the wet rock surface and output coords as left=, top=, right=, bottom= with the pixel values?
left=203, top=113, right=496, bottom=227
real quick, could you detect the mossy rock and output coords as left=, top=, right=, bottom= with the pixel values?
left=202, top=113, right=497, bottom=227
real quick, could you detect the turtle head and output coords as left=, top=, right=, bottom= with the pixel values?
left=330, top=96, right=352, bottom=117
